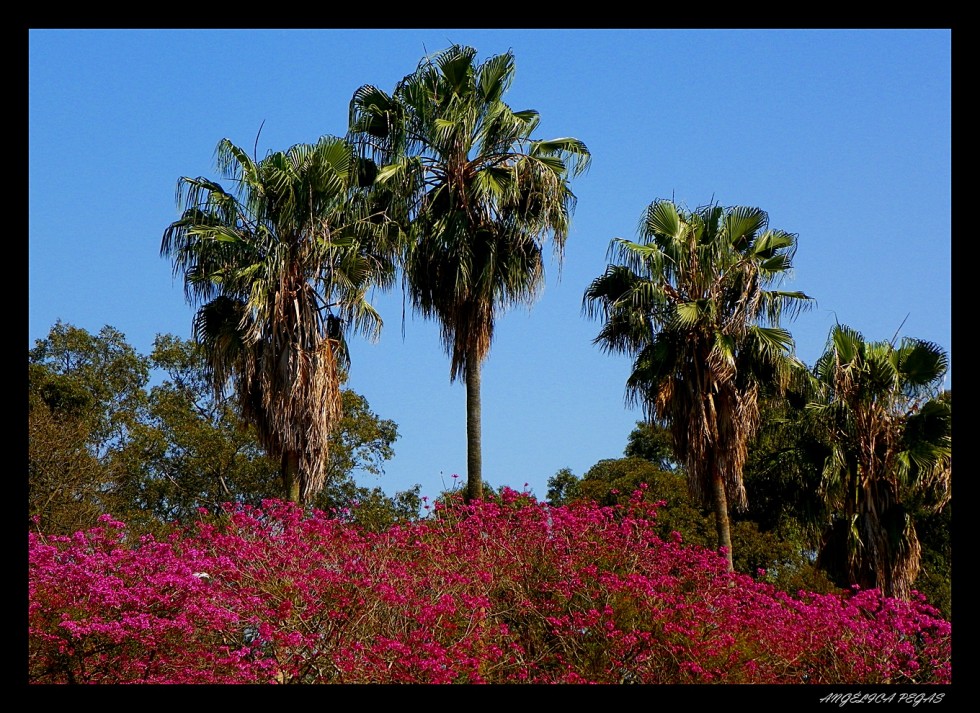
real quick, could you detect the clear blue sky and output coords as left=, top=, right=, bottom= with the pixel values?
left=29, top=29, right=951, bottom=503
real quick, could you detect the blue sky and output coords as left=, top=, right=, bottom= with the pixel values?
left=29, top=29, right=951, bottom=504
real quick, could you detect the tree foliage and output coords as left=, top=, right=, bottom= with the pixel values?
left=807, top=324, right=951, bottom=601
left=545, top=467, right=580, bottom=507
left=623, top=420, right=677, bottom=471
left=742, top=386, right=829, bottom=541
left=584, top=199, right=812, bottom=569
left=739, top=378, right=952, bottom=618
left=29, top=323, right=150, bottom=534
left=161, top=135, right=397, bottom=504
left=29, top=324, right=407, bottom=536
left=348, top=44, right=590, bottom=502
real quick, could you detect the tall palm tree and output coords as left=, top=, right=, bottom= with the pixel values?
left=161, top=135, right=395, bottom=504
left=348, top=45, right=591, bottom=503
left=808, top=324, right=951, bottom=600
left=584, top=200, right=812, bottom=570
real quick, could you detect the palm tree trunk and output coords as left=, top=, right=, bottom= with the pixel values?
left=711, top=472, right=734, bottom=571
left=282, top=451, right=301, bottom=504
left=464, top=347, right=483, bottom=504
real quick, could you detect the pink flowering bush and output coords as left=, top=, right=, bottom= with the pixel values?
left=28, top=489, right=951, bottom=684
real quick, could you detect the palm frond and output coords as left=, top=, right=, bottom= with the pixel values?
left=162, top=134, right=396, bottom=504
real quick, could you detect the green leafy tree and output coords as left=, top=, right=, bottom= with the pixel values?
left=29, top=374, right=111, bottom=535
left=29, top=322, right=150, bottom=457
left=584, top=200, right=812, bottom=570
left=349, top=44, right=591, bottom=503
left=624, top=420, right=677, bottom=471
left=161, top=136, right=396, bottom=504
left=30, top=325, right=407, bottom=536
left=111, top=334, right=283, bottom=531
left=118, top=334, right=404, bottom=530
left=546, top=467, right=581, bottom=507
left=29, top=323, right=150, bottom=533
left=808, top=324, right=951, bottom=600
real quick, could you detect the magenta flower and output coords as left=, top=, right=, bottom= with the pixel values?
left=29, top=495, right=951, bottom=684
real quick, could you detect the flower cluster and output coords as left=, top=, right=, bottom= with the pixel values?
left=29, top=492, right=951, bottom=684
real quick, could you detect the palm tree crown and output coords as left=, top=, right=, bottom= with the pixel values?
left=808, top=324, right=951, bottom=599
left=348, top=45, right=591, bottom=501
left=161, top=135, right=395, bottom=503
left=585, top=199, right=813, bottom=569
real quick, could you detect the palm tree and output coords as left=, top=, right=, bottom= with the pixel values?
left=584, top=199, right=812, bottom=570
left=161, top=135, right=395, bottom=504
left=348, top=45, right=591, bottom=503
left=808, top=324, right=951, bottom=600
